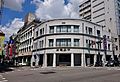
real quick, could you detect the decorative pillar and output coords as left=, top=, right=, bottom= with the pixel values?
left=26, top=57, right=28, bottom=63
left=71, top=53, right=74, bottom=67
left=94, top=54, right=97, bottom=66
left=22, top=57, right=24, bottom=65
left=35, top=55, right=39, bottom=66
left=43, top=53, right=47, bottom=67
left=53, top=53, right=56, bottom=67
left=81, top=53, right=86, bottom=67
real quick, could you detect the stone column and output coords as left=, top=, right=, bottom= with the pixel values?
left=26, top=57, right=28, bottom=63
left=54, top=26, right=56, bottom=33
left=35, top=55, right=39, bottom=66
left=22, top=57, right=24, bottom=65
left=43, top=53, right=47, bottom=67
left=71, top=53, right=74, bottom=67
left=53, top=53, right=56, bottom=67
left=94, top=54, right=97, bottom=66
left=81, top=53, right=86, bottom=67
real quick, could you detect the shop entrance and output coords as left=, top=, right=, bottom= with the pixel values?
left=74, top=54, right=81, bottom=66
left=38, top=54, right=43, bottom=66
left=47, top=54, right=53, bottom=66
left=106, top=55, right=111, bottom=61
left=57, top=54, right=71, bottom=66
left=85, top=54, right=94, bottom=66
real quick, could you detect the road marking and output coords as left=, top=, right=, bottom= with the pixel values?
left=3, top=80, right=8, bottom=82
left=0, top=75, right=8, bottom=82
left=2, top=78, right=6, bottom=80
left=18, top=70, right=21, bottom=71
left=0, top=80, right=8, bottom=82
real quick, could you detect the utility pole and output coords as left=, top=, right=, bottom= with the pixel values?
left=103, top=35, right=107, bottom=66
left=111, top=37, right=115, bottom=60
left=96, top=34, right=102, bottom=66
left=87, top=42, right=91, bottom=66
left=0, top=0, right=4, bottom=24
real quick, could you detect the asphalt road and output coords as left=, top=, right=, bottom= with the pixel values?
left=0, top=67, right=120, bottom=82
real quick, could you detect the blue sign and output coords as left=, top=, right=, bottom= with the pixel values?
left=9, top=39, right=14, bottom=44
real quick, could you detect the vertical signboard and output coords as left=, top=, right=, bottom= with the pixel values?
left=0, top=36, right=5, bottom=56
left=103, top=35, right=107, bottom=50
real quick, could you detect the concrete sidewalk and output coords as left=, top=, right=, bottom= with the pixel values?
left=10, top=66, right=120, bottom=71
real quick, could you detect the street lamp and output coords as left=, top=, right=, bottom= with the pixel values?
left=96, top=35, right=102, bottom=66
left=111, top=37, right=115, bottom=60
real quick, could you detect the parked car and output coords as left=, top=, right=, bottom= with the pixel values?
left=105, top=60, right=119, bottom=67
left=95, top=61, right=103, bottom=67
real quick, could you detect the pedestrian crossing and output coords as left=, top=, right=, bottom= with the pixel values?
left=0, top=75, right=8, bottom=82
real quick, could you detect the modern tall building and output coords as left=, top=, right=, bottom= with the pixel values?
left=79, top=0, right=91, bottom=21
left=79, top=0, right=120, bottom=57
left=32, top=19, right=114, bottom=67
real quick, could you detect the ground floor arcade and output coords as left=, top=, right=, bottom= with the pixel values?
left=15, top=56, right=31, bottom=66
left=31, top=53, right=114, bottom=67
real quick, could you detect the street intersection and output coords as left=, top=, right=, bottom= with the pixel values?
left=0, top=67, right=120, bottom=82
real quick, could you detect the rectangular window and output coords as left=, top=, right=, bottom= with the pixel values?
left=49, top=26, right=54, bottom=33
left=67, top=26, right=71, bottom=32
left=49, top=39, right=54, bottom=47
left=86, top=26, right=88, bottom=33
left=39, top=41, right=41, bottom=48
left=92, top=0, right=97, bottom=3
left=40, top=29, right=42, bottom=35
left=56, top=25, right=71, bottom=33
left=74, top=39, right=80, bottom=46
left=97, top=30, right=100, bottom=36
left=108, top=44, right=110, bottom=50
left=56, top=39, right=71, bottom=47
left=89, top=28, right=92, bottom=35
left=115, top=38, right=117, bottom=42
left=41, top=40, right=44, bottom=48
left=36, top=31, right=38, bottom=37
left=93, top=13, right=105, bottom=19
left=74, top=25, right=79, bottom=33
left=93, top=7, right=105, bottom=13
left=61, top=26, right=67, bottom=32
left=39, top=40, right=44, bottom=48
left=116, top=46, right=118, bottom=50
left=86, top=39, right=88, bottom=47
left=42, top=28, right=44, bottom=34
left=34, top=42, right=37, bottom=49
left=93, top=1, right=104, bottom=8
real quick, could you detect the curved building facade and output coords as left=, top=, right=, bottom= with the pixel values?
left=32, top=19, right=113, bottom=67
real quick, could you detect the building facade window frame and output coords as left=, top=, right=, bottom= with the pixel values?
left=74, top=39, right=80, bottom=46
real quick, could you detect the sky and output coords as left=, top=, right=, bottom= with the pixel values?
left=0, top=0, right=82, bottom=40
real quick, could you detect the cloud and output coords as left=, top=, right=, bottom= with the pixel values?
left=1, top=18, right=24, bottom=40
left=31, top=0, right=82, bottom=19
left=4, top=0, right=25, bottom=11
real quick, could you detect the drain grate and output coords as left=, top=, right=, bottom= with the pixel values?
left=40, top=71, right=56, bottom=74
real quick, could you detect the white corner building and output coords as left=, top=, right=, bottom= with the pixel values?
left=32, top=19, right=114, bottom=67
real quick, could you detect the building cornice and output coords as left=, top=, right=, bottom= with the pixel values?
left=34, top=33, right=103, bottom=41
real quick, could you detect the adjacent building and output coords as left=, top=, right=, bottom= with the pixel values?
left=17, top=13, right=40, bottom=66
left=0, top=30, right=5, bottom=61
left=32, top=19, right=114, bottom=67
left=79, top=0, right=120, bottom=57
